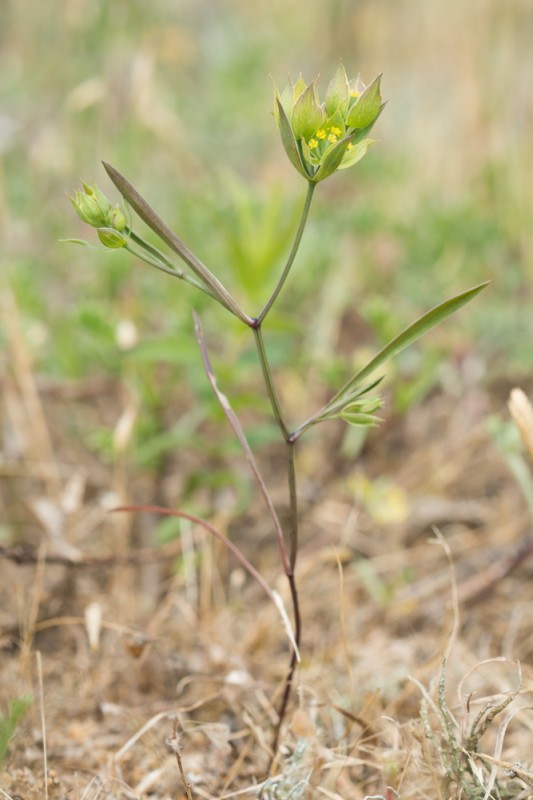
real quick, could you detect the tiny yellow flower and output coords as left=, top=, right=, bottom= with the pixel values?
left=350, top=90, right=360, bottom=98
left=330, top=126, right=342, bottom=136
left=346, top=142, right=353, bottom=149
left=308, top=138, right=319, bottom=149
left=316, top=129, right=327, bottom=140
left=328, top=133, right=338, bottom=143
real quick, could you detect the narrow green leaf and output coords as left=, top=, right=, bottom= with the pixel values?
left=59, top=237, right=91, bottom=247
left=102, top=162, right=251, bottom=323
left=324, top=281, right=490, bottom=410
left=276, top=99, right=311, bottom=179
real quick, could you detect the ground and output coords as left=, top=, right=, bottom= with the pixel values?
left=2, top=367, right=533, bottom=800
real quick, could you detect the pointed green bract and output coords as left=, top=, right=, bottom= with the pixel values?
left=346, top=74, right=383, bottom=129
left=276, top=99, right=311, bottom=179
left=325, top=62, right=350, bottom=117
left=340, top=410, right=382, bottom=427
left=325, top=108, right=346, bottom=138
left=292, top=74, right=307, bottom=104
left=312, top=136, right=353, bottom=183
left=291, top=82, right=325, bottom=141
left=273, top=82, right=293, bottom=128
left=339, top=138, right=375, bottom=170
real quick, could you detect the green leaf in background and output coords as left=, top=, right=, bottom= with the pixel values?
left=0, top=694, right=32, bottom=765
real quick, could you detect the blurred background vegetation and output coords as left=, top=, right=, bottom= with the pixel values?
left=1, top=0, right=532, bottom=528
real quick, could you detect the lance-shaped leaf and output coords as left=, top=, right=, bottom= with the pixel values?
left=193, top=311, right=292, bottom=578
left=276, top=99, right=311, bottom=179
left=321, top=281, right=490, bottom=413
left=346, top=74, right=383, bottom=129
left=102, top=162, right=252, bottom=324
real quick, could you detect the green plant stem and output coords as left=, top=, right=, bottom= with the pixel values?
left=125, top=235, right=235, bottom=310
left=104, top=161, right=254, bottom=325
left=256, top=181, right=315, bottom=325
left=252, top=326, right=290, bottom=441
left=250, top=183, right=317, bottom=758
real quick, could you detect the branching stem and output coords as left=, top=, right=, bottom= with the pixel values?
left=249, top=184, right=316, bottom=758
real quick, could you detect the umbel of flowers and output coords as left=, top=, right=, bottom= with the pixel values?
left=70, top=182, right=129, bottom=248
left=274, top=62, right=384, bottom=183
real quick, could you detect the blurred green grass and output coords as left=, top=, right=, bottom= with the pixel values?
left=1, top=0, right=532, bottom=481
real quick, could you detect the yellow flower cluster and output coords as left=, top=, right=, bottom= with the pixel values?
left=308, top=125, right=343, bottom=150
left=274, top=64, right=383, bottom=183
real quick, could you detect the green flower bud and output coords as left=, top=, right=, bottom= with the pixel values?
left=339, top=395, right=383, bottom=427
left=97, top=227, right=128, bottom=248
left=83, top=183, right=112, bottom=218
left=110, top=206, right=127, bottom=231
left=70, top=182, right=112, bottom=228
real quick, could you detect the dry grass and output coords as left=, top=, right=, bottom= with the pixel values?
left=2, top=279, right=533, bottom=798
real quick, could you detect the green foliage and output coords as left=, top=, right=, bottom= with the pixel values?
left=0, top=695, right=32, bottom=765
